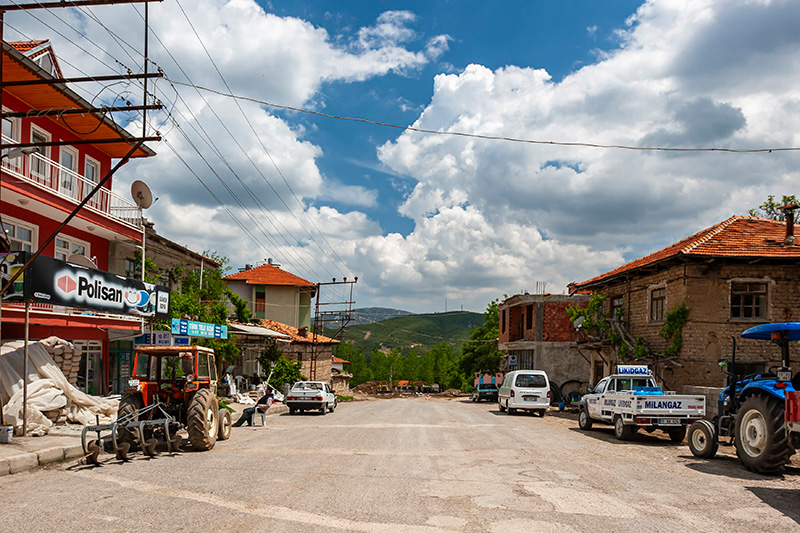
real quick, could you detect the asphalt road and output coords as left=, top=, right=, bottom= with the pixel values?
left=1, top=397, right=799, bottom=532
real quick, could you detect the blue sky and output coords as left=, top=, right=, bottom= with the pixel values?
left=7, top=0, right=800, bottom=313
left=272, top=1, right=644, bottom=236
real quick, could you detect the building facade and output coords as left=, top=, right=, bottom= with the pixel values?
left=223, top=261, right=316, bottom=329
left=569, top=215, right=800, bottom=392
left=498, top=293, right=591, bottom=387
left=1, top=40, right=155, bottom=396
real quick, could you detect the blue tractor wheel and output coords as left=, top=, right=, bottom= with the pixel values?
left=734, top=394, right=795, bottom=474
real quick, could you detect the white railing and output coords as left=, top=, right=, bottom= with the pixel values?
left=1, top=136, right=142, bottom=229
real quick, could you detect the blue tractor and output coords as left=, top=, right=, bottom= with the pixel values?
left=687, top=322, right=800, bottom=473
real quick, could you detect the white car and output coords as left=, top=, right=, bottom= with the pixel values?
left=498, top=370, right=550, bottom=417
left=286, top=381, right=337, bottom=415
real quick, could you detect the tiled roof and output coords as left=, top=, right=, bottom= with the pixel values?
left=259, top=319, right=339, bottom=344
left=575, top=216, right=800, bottom=288
left=332, top=356, right=349, bottom=363
left=9, top=40, right=48, bottom=53
left=223, top=263, right=315, bottom=287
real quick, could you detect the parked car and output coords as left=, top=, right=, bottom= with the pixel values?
left=471, top=383, right=499, bottom=402
left=498, top=370, right=550, bottom=416
left=286, top=381, right=337, bottom=415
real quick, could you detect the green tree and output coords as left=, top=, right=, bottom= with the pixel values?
left=269, top=356, right=306, bottom=387
left=749, top=194, right=799, bottom=219
left=255, top=341, right=284, bottom=379
left=460, top=299, right=501, bottom=377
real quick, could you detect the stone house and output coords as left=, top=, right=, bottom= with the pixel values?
left=569, top=215, right=800, bottom=392
left=498, top=293, right=591, bottom=387
left=260, top=318, right=339, bottom=383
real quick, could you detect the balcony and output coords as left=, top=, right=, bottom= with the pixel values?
left=1, top=136, right=142, bottom=229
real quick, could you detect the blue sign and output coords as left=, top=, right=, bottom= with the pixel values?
left=134, top=332, right=172, bottom=346
left=173, top=335, right=190, bottom=346
left=171, top=319, right=227, bottom=339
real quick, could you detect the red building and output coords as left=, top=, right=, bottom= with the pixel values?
left=1, top=40, right=155, bottom=395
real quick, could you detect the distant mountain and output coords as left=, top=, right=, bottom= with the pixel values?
left=348, top=307, right=413, bottom=326
left=330, top=310, right=484, bottom=355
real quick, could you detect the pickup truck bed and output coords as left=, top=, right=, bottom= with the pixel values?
left=579, top=373, right=705, bottom=441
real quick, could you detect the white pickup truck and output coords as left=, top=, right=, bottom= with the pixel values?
left=285, top=381, right=337, bottom=415
left=578, top=365, right=705, bottom=441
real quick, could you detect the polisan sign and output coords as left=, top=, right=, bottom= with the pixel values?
left=3, top=252, right=169, bottom=318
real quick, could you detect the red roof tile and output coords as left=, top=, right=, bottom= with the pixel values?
left=332, top=356, right=349, bottom=363
left=259, top=319, right=339, bottom=344
left=223, top=263, right=314, bottom=287
left=9, top=40, right=48, bottom=53
left=575, top=216, right=800, bottom=288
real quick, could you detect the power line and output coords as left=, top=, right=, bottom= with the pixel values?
left=164, top=79, right=800, bottom=155
left=173, top=0, right=350, bottom=274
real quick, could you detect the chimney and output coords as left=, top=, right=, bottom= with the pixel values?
left=298, top=326, right=308, bottom=337
left=779, top=205, right=798, bottom=245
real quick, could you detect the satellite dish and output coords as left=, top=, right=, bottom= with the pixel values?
left=131, top=180, right=153, bottom=209
left=68, top=254, right=98, bottom=269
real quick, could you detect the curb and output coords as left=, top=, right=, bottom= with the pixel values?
left=0, top=404, right=289, bottom=476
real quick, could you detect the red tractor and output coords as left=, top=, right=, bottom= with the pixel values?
left=120, top=345, right=231, bottom=451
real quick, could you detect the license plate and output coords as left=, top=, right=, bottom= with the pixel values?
left=523, top=396, right=538, bottom=401
left=777, top=370, right=792, bottom=382
left=659, top=418, right=680, bottom=426
left=128, top=379, right=139, bottom=387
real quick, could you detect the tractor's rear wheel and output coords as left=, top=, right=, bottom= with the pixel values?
left=187, top=389, right=219, bottom=451
left=735, top=394, right=794, bottom=474
left=218, top=410, right=232, bottom=441
left=117, top=395, right=144, bottom=451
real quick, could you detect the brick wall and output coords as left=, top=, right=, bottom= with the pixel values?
left=593, top=261, right=800, bottom=391
left=541, top=301, right=575, bottom=342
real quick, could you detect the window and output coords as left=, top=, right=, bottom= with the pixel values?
left=515, top=373, right=547, bottom=388
left=30, top=127, right=50, bottom=177
left=593, top=378, right=609, bottom=394
left=2, top=218, right=36, bottom=252
left=60, top=146, right=78, bottom=198
left=731, top=282, right=767, bottom=319
left=197, top=351, right=210, bottom=378
left=2, top=112, right=20, bottom=162
left=526, top=304, right=533, bottom=330
left=611, top=296, right=624, bottom=320
left=84, top=157, right=100, bottom=183
left=55, top=235, right=89, bottom=262
left=125, top=258, right=140, bottom=278
left=501, top=309, right=506, bottom=334
left=650, top=287, right=666, bottom=322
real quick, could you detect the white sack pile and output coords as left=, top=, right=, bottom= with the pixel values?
left=0, top=337, right=118, bottom=436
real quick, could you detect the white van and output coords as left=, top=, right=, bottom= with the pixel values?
left=498, top=370, right=550, bottom=417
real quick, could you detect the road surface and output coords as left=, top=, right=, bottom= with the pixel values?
left=1, top=397, right=798, bottom=532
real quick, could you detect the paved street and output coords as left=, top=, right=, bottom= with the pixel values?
left=1, top=398, right=799, bottom=532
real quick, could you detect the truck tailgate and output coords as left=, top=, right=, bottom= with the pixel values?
left=635, top=395, right=705, bottom=417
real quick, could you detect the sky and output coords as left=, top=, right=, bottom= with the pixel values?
left=5, top=0, right=800, bottom=313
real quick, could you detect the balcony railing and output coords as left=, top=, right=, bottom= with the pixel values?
left=1, top=136, right=142, bottom=229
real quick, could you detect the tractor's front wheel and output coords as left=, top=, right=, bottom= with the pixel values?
left=735, top=394, right=794, bottom=474
left=218, top=410, right=232, bottom=441
left=187, top=389, right=219, bottom=451
left=688, top=420, right=718, bottom=458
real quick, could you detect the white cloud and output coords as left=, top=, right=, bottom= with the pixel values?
left=378, top=0, right=800, bottom=306
left=11, top=0, right=800, bottom=314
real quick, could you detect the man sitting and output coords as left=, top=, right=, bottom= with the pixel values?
left=233, top=392, right=274, bottom=427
